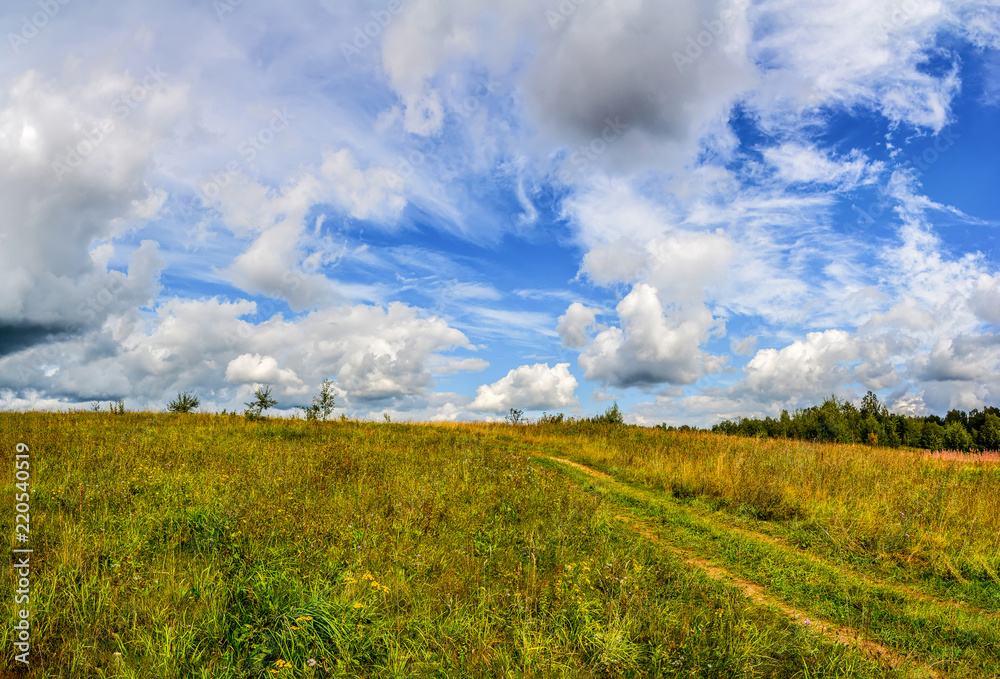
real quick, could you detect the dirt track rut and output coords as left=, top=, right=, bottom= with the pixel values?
left=538, top=454, right=945, bottom=679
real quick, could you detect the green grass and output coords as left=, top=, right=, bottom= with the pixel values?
left=517, top=427, right=1000, bottom=601
left=2, top=413, right=995, bottom=677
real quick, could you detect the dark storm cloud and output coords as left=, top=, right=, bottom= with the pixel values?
left=0, top=323, right=73, bottom=358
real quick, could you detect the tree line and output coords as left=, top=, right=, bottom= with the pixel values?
left=711, top=392, right=1000, bottom=452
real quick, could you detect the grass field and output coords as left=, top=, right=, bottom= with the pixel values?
left=2, top=413, right=998, bottom=678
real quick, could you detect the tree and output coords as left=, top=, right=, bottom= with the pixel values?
left=882, top=417, right=902, bottom=448
left=920, top=421, right=944, bottom=450
left=977, top=413, right=1000, bottom=451
left=810, top=396, right=852, bottom=443
left=942, top=422, right=973, bottom=452
left=859, top=414, right=884, bottom=446
left=945, top=409, right=969, bottom=428
left=302, top=379, right=336, bottom=421
left=167, top=391, right=200, bottom=413
left=860, top=391, right=887, bottom=420
left=244, top=385, right=278, bottom=420
left=505, top=407, right=524, bottom=424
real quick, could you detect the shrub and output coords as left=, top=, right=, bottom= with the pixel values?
left=942, top=422, right=973, bottom=452
left=590, top=402, right=624, bottom=426
left=301, top=379, right=336, bottom=421
left=167, top=391, right=200, bottom=414
left=244, top=386, right=278, bottom=420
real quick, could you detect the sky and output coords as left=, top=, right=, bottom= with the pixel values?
left=1, top=0, right=999, bottom=424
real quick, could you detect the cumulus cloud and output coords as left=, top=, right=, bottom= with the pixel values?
left=0, top=67, right=183, bottom=335
left=0, top=297, right=475, bottom=409
left=579, top=239, right=649, bottom=287
left=645, top=231, right=736, bottom=305
left=579, top=284, right=725, bottom=388
left=563, top=180, right=675, bottom=251
left=225, top=353, right=305, bottom=390
left=320, top=149, right=408, bottom=222
left=3, top=0, right=999, bottom=425
left=742, top=330, right=860, bottom=401
left=970, top=274, right=1000, bottom=324
left=565, top=181, right=736, bottom=306
left=919, top=335, right=1000, bottom=383
left=527, top=0, right=755, bottom=170
left=469, top=362, right=579, bottom=413
left=557, top=302, right=599, bottom=349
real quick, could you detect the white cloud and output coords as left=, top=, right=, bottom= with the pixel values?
left=208, top=148, right=407, bottom=310
left=646, top=231, right=736, bottom=305
left=379, top=0, right=482, bottom=137
left=432, top=357, right=490, bottom=375
left=527, top=0, right=755, bottom=172
left=225, top=353, right=305, bottom=390
left=580, top=239, right=649, bottom=287
left=439, top=281, right=503, bottom=301
left=763, top=143, right=881, bottom=188
left=579, top=284, right=725, bottom=388
left=562, top=178, right=677, bottom=250
left=969, top=274, right=1000, bottom=324
left=750, top=0, right=963, bottom=131
left=742, top=330, right=860, bottom=401
left=320, top=149, right=408, bottom=222
left=918, top=334, right=1000, bottom=383
left=565, top=181, right=737, bottom=306
left=0, top=297, right=475, bottom=409
left=557, top=302, right=599, bottom=349
left=731, top=335, right=758, bottom=355
left=0, top=67, right=183, bottom=333
left=469, top=362, right=579, bottom=413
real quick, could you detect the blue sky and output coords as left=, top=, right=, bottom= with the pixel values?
left=1, top=0, right=999, bottom=424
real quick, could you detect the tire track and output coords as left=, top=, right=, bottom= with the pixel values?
left=537, top=454, right=945, bottom=678
left=544, top=452, right=997, bottom=620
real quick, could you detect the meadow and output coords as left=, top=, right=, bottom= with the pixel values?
left=1, top=412, right=998, bottom=678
